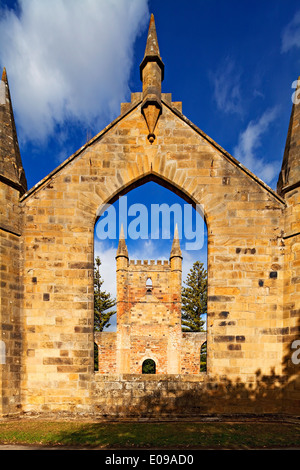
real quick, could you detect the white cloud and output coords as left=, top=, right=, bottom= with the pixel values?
left=0, top=0, right=149, bottom=142
left=281, top=10, right=300, bottom=52
left=210, top=57, right=243, bottom=115
left=233, top=107, right=280, bottom=185
left=130, top=239, right=164, bottom=260
left=181, top=249, right=206, bottom=285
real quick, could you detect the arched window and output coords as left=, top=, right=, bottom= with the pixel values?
left=142, top=358, right=156, bottom=374
left=146, top=277, right=153, bottom=293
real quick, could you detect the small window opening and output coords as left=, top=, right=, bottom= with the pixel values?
left=0, top=340, right=6, bottom=365
left=146, top=277, right=153, bottom=293
left=94, top=342, right=99, bottom=371
left=142, top=358, right=156, bottom=374
left=200, top=342, right=207, bottom=372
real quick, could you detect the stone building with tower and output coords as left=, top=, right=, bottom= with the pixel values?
left=0, top=14, right=299, bottom=418
left=95, top=225, right=206, bottom=375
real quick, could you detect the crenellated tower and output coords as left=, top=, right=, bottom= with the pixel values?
left=98, top=227, right=185, bottom=374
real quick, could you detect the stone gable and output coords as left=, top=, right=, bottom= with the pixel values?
left=0, top=14, right=299, bottom=418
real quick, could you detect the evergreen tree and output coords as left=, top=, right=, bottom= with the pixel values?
left=181, top=261, right=207, bottom=332
left=94, top=256, right=116, bottom=331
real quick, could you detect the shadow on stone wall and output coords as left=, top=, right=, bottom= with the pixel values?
left=93, top=321, right=300, bottom=419
left=93, top=370, right=284, bottom=419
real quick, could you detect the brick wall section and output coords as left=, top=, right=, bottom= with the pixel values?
left=95, top=332, right=116, bottom=374
left=181, top=333, right=207, bottom=374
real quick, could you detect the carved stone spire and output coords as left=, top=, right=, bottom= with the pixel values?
left=170, top=224, right=182, bottom=259
left=116, top=224, right=129, bottom=259
left=0, top=67, right=27, bottom=194
left=140, top=14, right=164, bottom=143
left=277, top=76, right=300, bottom=196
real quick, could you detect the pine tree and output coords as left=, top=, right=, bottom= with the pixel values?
left=94, top=256, right=116, bottom=331
left=181, top=261, right=207, bottom=332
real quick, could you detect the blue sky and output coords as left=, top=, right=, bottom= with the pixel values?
left=1, top=0, right=300, bottom=190
left=1, top=0, right=300, bottom=315
left=94, top=181, right=208, bottom=295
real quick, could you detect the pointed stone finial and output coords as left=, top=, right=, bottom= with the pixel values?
left=174, top=223, right=179, bottom=239
left=277, top=76, right=300, bottom=196
left=119, top=223, right=125, bottom=239
left=170, top=224, right=182, bottom=259
left=140, top=14, right=164, bottom=80
left=142, top=104, right=161, bottom=143
left=116, top=224, right=129, bottom=259
left=0, top=66, right=27, bottom=194
left=140, top=14, right=164, bottom=144
left=2, top=67, right=7, bottom=83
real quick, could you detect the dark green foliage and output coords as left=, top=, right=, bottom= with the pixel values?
left=181, top=261, right=207, bottom=332
left=94, top=256, right=116, bottom=332
left=142, top=359, right=156, bottom=374
left=94, top=342, right=99, bottom=371
left=200, top=342, right=207, bottom=372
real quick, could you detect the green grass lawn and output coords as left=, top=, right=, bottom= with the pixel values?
left=0, top=420, right=299, bottom=449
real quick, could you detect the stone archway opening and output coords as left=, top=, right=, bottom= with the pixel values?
left=94, top=177, right=208, bottom=375
left=142, top=359, right=156, bottom=374
left=146, top=277, right=153, bottom=293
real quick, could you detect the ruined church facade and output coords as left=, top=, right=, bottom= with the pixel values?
left=0, top=15, right=299, bottom=418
